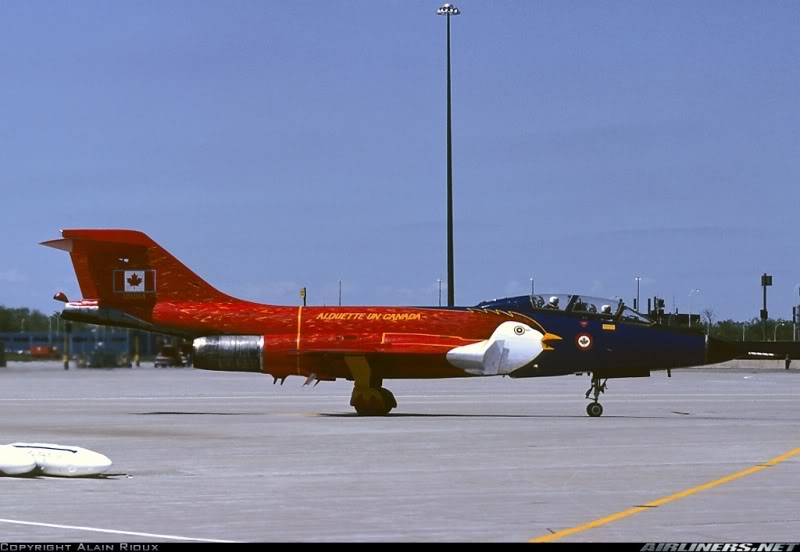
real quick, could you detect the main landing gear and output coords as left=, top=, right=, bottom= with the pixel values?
left=344, top=356, right=397, bottom=416
left=351, top=386, right=397, bottom=416
left=585, top=374, right=607, bottom=417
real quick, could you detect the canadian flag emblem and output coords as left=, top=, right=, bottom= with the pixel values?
left=113, top=270, right=156, bottom=293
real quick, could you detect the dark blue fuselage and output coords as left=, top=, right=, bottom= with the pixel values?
left=469, top=295, right=708, bottom=379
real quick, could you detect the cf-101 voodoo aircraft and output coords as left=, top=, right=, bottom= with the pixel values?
left=43, top=229, right=771, bottom=417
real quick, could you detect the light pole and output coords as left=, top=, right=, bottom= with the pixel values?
left=338, top=279, right=342, bottom=307
left=437, top=278, right=442, bottom=307
left=793, top=283, right=800, bottom=342
left=774, top=322, right=786, bottom=342
left=795, top=306, right=799, bottom=342
left=530, top=277, right=535, bottom=297
left=635, top=277, right=641, bottom=312
left=761, top=273, right=772, bottom=340
left=688, top=289, right=700, bottom=328
left=438, top=3, right=459, bottom=307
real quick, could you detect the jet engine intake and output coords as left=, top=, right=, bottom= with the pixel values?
left=446, top=322, right=559, bottom=376
left=192, top=335, right=263, bottom=373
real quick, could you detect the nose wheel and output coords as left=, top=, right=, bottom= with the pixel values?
left=585, top=375, right=607, bottom=417
left=586, top=402, right=603, bottom=417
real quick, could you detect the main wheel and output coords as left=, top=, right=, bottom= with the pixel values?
left=351, top=387, right=394, bottom=416
left=354, top=406, right=392, bottom=416
left=378, top=388, right=397, bottom=409
left=586, top=402, right=604, bottom=417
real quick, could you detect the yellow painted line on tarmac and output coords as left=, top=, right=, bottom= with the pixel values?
left=530, top=447, right=800, bottom=542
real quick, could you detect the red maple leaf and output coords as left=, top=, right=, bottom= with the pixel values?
left=127, top=273, right=143, bottom=288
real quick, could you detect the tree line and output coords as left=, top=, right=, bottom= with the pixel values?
left=705, top=318, right=797, bottom=342
left=0, top=306, right=91, bottom=333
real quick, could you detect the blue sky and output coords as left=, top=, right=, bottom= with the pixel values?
left=1, top=1, right=799, bottom=321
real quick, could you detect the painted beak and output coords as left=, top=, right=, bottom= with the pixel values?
left=541, top=332, right=562, bottom=351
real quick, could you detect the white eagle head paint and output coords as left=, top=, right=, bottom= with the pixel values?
left=446, top=321, right=559, bottom=376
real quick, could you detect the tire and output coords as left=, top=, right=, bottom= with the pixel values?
left=354, top=405, right=391, bottom=416
left=378, top=388, right=397, bottom=409
left=586, top=402, right=604, bottom=417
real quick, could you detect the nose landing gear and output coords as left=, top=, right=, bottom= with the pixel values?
left=585, top=375, right=607, bottom=417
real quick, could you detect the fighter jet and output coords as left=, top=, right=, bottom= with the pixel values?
left=43, top=229, right=786, bottom=417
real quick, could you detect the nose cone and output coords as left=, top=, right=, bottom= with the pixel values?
left=0, top=445, right=37, bottom=475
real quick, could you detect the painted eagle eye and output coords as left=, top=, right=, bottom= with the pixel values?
left=514, top=326, right=525, bottom=335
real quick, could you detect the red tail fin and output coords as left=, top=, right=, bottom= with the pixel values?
left=42, top=229, right=232, bottom=305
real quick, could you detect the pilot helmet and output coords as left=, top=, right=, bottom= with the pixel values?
left=548, top=296, right=559, bottom=306
left=601, top=304, right=612, bottom=314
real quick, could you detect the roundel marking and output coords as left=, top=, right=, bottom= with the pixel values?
left=576, top=333, right=593, bottom=351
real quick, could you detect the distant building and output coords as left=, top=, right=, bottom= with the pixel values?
left=0, top=329, right=160, bottom=356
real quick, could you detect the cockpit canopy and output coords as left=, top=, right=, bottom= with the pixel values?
left=475, top=294, right=654, bottom=325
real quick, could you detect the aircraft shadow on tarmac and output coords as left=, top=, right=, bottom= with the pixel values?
left=0, top=471, right=129, bottom=480
left=318, top=412, right=787, bottom=420
left=318, top=412, right=669, bottom=419
left=137, top=411, right=667, bottom=419
left=136, top=411, right=260, bottom=416
left=132, top=411, right=785, bottom=421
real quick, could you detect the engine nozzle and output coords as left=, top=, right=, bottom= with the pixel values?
left=192, top=335, right=264, bottom=373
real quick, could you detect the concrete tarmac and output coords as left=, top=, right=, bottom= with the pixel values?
left=0, top=361, right=798, bottom=542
